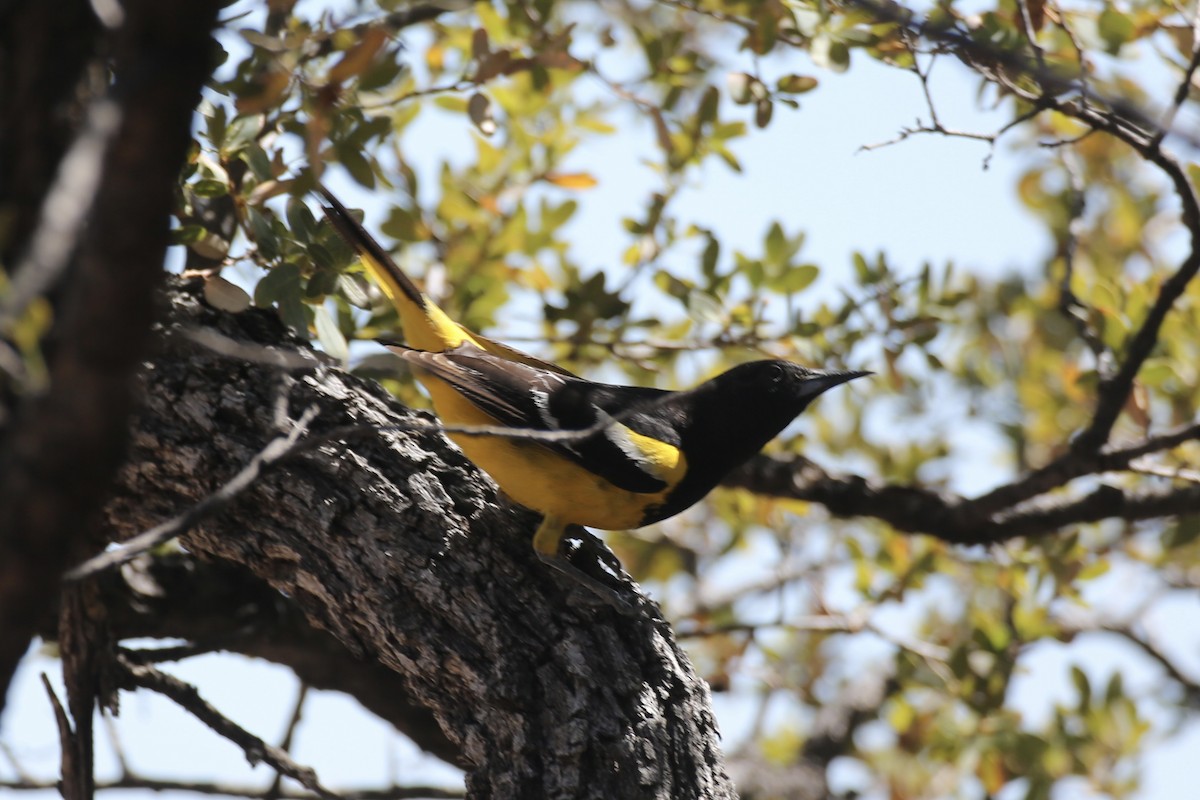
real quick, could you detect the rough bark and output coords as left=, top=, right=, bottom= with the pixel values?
left=0, top=0, right=100, bottom=266
left=96, top=278, right=735, bottom=800
left=85, top=553, right=460, bottom=765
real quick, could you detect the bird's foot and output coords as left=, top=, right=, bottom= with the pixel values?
left=536, top=551, right=644, bottom=618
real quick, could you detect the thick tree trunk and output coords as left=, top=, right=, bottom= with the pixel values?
left=97, top=278, right=735, bottom=799
left=0, top=0, right=221, bottom=712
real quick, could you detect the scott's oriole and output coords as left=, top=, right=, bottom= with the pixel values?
left=317, top=187, right=867, bottom=579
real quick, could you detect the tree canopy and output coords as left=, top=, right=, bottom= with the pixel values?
left=2, top=0, right=1199, bottom=798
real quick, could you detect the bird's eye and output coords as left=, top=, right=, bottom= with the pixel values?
left=767, top=364, right=786, bottom=383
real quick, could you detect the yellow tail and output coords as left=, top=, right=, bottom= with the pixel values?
left=316, top=186, right=573, bottom=376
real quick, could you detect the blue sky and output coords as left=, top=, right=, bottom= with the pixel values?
left=4, top=5, right=1199, bottom=799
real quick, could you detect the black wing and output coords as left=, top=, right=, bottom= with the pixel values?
left=393, top=345, right=679, bottom=494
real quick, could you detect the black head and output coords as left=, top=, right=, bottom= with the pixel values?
left=711, top=359, right=867, bottom=401
left=679, top=359, right=868, bottom=479
left=635, top=359, right=870, bottom=524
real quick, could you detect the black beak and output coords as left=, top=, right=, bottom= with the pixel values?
left=799, top=369, right=872, bottom=398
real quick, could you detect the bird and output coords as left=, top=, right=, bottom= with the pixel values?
left=316, top=186, right=868, bottom=596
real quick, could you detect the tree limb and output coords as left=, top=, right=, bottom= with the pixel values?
left=87, top=553, right=461, bottom=765
left=0, top=776, right=463, bottom=800
left=113, top=654, right=336, bottom=798
left=95, top=278, right=734, bottom=799
left=725, top=441, right=1200, bottom=544
left=0, top=0, right=222, bottom=710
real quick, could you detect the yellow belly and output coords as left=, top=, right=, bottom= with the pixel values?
left=420, top=374, right=674, bottom=530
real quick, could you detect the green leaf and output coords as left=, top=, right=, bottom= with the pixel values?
left=306, top=268, right=338, bottom=298
left=381, top=205, right=422, bottom=242
left=287, top=196, right=318, bottom=243
left=852, top=252, right=876, bottom=284
left=653, top=269, right=692, bottom=302
left=776, top=74, right=818, bottom=94
left=1071, top=665, right=1091, bottom=710
left=1165, top=516, right=1200, bottom=549
left=254, top=262, right=301, bottom=308
left=737, top=252, right=764, bottom=288
left=774, top=264, right=819, bottom=293
left=314, top=304, right=349, bottom=363
left=244, top=143, right=274, bottom=181
left=204, top=101, right=228, bottom=148
left=338, top=146, right=376, bottom=188
left=811, top=34, right=850, bottom=72
left=686, top=289, right=725, bottom=324
left=541, top=199, right=578, bottom=231
left=887, top=697, right=915, bottom=733
left=247, top=207, right=279, bottom=261
left=754, top=97, right=773, bottom=128
left=171, top=224, right=208, bottom=246
left=278, top=291, right=310, bottom=336
left=1104, top=671, right=1125, bottom=707
left=433, top=95, right=468, bottom=113
left=193, top=178, right=229, bottom=198
left=308, top=242, right=337, bottom=272
left=1098, top=7, right=1134, bottom=54
left=1188, top=162, right=1200, bottom=196
left=697, top=85, right=719, bottom=125
left=726, top=72, right=755, bottom=104
left=764, top=221, right=787, bottom=265
left=337, top=274, right=371, bottom=308
left=700, top=234, right=720, bottom=281
left=1139, top=359, right=1176, bottom=387
left=224, top=114, right=262, bottom=153
left=1077, top=558, right=1110, bottom=581
left=713, top=145, right=742, bottom=172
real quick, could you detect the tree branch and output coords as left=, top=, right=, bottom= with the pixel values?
left=726, top=434, right=1200, bottom=544
left=94, top=278, right=734, bottom=799
left=0, top=0, right=222, bottom=711
left=66, top=405, right=322, bottom=580
left=85, top=553, right=460, bottom=764
left=842, top=0, right=1200, bottom=458
left=113, top=656, right=336, bottom=799
left=0, top=776, right=463, bottom=800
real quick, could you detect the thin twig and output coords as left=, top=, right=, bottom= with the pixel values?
left=39, top=674, right=74, bottom=774
left=1061, top=107, right=1200, bottom=451
left=839, top=0, right=1200, bottom=457
left=1014, top=0, right=1046, bottom=74
left=0, top=776, right=464, bottom=799
left=183, top=327, right=329, bottom=371
left=1039, top=128, right=1097, bottom=149
left=114, top=656, right=337, bottom=799
left=1151, top=1, right=1200, bottom=150
left=678, top=613, right=950, bottom=665
left=364, top=79, right=474, bottom=110
left=1056, top=153, right=1111, bottom=368
left=40, top=673, right=88, bottom=800
left=1097, top=420, right=1200, bottom=468
left=118, top=644, right=215, bottom=665
left=100, top=710, right=130, bottom=781
left=1127, top=458, right=1200, bottom=485
left=0, top=741, right=34, bottom=784
left=1115, top=634, right=1198, bottom=703
left=266, top=684, right=311, bottom=800
left=1058, top=616, right=1200, bottom=705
